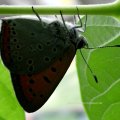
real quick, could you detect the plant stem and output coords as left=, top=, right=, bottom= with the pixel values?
left=0, top=0, right=120, bottom=16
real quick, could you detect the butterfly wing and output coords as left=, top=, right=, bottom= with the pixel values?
left=0, top=17, right=76, bottom=112
left=1, top=17, right=71, bottom=74
left=11, top=44, right=75, bottom=112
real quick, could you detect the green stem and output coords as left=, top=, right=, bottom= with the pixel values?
left=0, top=0, right=120, bottom=16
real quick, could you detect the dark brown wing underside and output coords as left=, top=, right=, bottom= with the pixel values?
left=11, top=44, right=76, bottom=112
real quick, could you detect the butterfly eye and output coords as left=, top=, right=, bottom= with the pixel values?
left=77, top=36, right=88, bottom=49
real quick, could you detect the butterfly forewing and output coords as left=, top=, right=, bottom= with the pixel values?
left=1, top=17, right=71, bottom=74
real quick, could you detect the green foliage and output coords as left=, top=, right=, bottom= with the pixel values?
left=0, top=59, right=25, bottom=120
left=76, top=15, right=120, bottom=120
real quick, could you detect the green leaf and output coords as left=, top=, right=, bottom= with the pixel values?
left=76, top=15, right=120, bottom=120
left=0, top=59, right=25, bottom=120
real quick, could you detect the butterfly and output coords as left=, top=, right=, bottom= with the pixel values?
left=0, top=7, right=89, bottom=112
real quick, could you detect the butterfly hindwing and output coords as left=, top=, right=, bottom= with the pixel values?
left=11, top=44, right=75, bottom=112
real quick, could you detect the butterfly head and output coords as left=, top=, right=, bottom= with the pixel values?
left=76, top=35, right=88, bottom=49
left=69, top=27, right=88, bottom=50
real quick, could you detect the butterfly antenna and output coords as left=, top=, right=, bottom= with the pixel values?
left=79, top=49, right=98, bottom=83
left=81, top=44, right=120, bottom=83
left=32, top=6, right=42, bottom=23
left=85, top=45, right=120, bottom=49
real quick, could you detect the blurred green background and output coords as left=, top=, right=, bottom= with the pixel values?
left=0, top=0, right=116, bottom=120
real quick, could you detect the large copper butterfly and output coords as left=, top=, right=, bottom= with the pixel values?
left=0, top=7, right=88, bottom=112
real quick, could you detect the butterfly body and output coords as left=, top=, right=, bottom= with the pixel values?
left=0, top=15, right=87, bottom=112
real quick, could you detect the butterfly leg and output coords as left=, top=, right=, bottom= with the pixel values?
left=73, top=15, right=77, bottom=26
left=59, top=10, right=69, bottom=33
left=31, top=6, right=46, bottom=28
left=55, top=15, right=58, bottom=20
left=72, top=7, right=87, bottom=33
